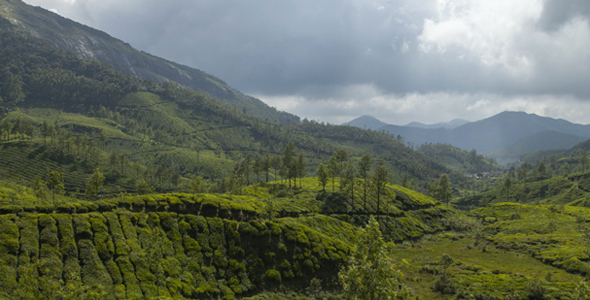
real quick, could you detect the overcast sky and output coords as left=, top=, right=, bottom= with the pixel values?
left=22, top=0, right=590, bottom=125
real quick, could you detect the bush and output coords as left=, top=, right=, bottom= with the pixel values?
left=264, top=269, right=281, bottom=282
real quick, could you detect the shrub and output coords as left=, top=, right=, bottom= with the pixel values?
left=264, top=269, right=281, bottom=282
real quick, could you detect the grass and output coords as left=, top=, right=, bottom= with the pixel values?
left=392, top=235, right=584, bottom=299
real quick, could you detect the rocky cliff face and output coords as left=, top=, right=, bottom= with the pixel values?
left=0, top=0, right=299, bottom=123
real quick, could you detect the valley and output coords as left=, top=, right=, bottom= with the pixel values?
left=0, top=0, right=589, bottom=299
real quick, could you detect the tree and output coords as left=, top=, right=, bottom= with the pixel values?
left=33, top=176, right=48, bottom=202
left=357, top=153, right=373, bottom=211
left=281, top=142, right=297, bottom=187
left=341, top=161, right=356, bottom=210
left=253, top=156, right=263, bottom=183
left=242, top=153, right=252, bottom=186
left=271, top=155, right=282, bottom=182
left=316, top=164, right=329, bottom=192
left=339, top=216, right=409, bottom=300
left=328, top=155, right=340, bottom=193
left=262, top=197, right=278, bottom=220
left=335, top=149, right=349, bottom=191
left=85, top=169, right=105, bottom=197
left=430, top=174, right=452, bottom=207
left=1, top=119, right=11, bottom=141
left=99, top=130, right=108, bottom=150
left=22, top=120, right=35, bottom=141
left=402, top=174, right=409, bottom=188
left=136, top=179, right=155, bottom=195
left=47, top=170, right=64, bottom=204
left=372, top=160, right=389, bottom=214
left=582, top=152, right=589, bottom=174
left=502, top=177, right=512, bottom=202
left=2, top=73, right=25, bottom=104
left=537, top=161, right=547, bottom=177
left=11, top=116, right=21, bottom=140
left=262, top=152, right=271, bottom=183
left=191, top=176, right=203, bottom=198
left=296, top=152, right=307, bottom=188
left=171, top=172, right=181, bottom=189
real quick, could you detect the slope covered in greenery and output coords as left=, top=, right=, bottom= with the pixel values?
left=0, top=0, right=299, bottom=124
left=454, top=170, right=590, bottom=209
left=0, top=13, right=455, bottom=198
left=417, top=143, right=502, bottom=174
left=0, top=174, right=460, bottom=299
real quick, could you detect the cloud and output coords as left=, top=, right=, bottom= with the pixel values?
left=538, top=0, right=590, bottom=31
left=21, top=0, right=590, bottom=125
left=258, top=90, right=590, bottom=126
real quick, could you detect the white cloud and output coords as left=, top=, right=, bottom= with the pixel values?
left=258, top=88, right=590, bottom=126
left=419, top=0, right=543, bottom=77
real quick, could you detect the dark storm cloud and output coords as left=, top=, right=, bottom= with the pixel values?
left=24, top=0, right=438, bottom=95
left=538, top=0, right=590, bottom=31
left=21, top=0, right=590, bottom=125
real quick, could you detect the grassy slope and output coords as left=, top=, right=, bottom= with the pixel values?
left=0, top=176, right=458, bottom=298
left=386, top=202, right=590, bottom=299
left=455, top=171, right=590, bottom=208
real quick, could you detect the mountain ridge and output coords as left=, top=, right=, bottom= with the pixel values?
left=345, top=111, right=590, bottom=165
left=405, top=118, right=470, bottom=129
left=0, top=0, right=299, bottom=124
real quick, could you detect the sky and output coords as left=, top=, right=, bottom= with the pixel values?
left=21, top=0, right=590, bottom=125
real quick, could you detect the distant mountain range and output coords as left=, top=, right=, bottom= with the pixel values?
left=345, top=112, right=590, bottom=165
left=0, top=0, right=298, bottom=124
left=405, top=119, right=470, bottom=130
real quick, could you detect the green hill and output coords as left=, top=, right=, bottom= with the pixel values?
left=0, top=0, right=298, bottom=124
left=417, top=143, right=503, bottom=174
left=0, top=175, right=458, bottom=299
left=454, top=170, right=590, bottom=209
left=0, top=13, right=455, bottom=198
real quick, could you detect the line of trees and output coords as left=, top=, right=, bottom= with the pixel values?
left=223, top=142, right=308, bottom=196
left=315, top=150, right=393, bottom=214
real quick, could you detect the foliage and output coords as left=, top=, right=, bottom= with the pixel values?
left=429, top=174, right=453, bottom=207
left=85, top=169, right=105, bottom=197
left=339, top=216, right=409, bottom=300
left=418, top=143, right=502, bottom=174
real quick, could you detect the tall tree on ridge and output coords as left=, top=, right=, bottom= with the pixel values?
left=357, top=153, right=373, bottom=211
left=372, top=160, right=389, bottom=214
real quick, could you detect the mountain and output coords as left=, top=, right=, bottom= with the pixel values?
left=375, top=111, right=590, bottom=165
left=342, top=115, right=388, bottom=130
left=405, top=118, right=470, bottom=129
left=417, top=143, right=503, bottom=174
left=0, top=12, right=456, bottom=196
left=485, top=130, right=588, bottom=165
left=0, top=0, right=298, bottom=124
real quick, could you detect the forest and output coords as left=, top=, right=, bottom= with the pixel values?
left=2, top=3, right=590, bottom=299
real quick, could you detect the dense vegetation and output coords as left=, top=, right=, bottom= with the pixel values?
left=418, top=143, right=503, bottom=174
left=0, top=0, right=300, bottom=124
left=0, top=13, right=457, bottom=200
left=4, top=1, right=590, bottom=298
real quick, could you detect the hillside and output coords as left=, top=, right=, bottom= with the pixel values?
left=2, top=0, right=590, bottom=299
left=453, top=169, right=590, bottom=209
left=0, top=175, right=458, bottom=299
left=405, top=118, right=470, bottom=129
left=0, top=0, right=298, bottom=124
left=0, top=13, right=456, bottom=199
left=417, top=143, right=503, bottom=174
left=348, top=112, right=590, bottom=165
left=485, top=130, right=587, bottom=166
left=342, top=115, right=388, bottom=131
